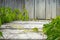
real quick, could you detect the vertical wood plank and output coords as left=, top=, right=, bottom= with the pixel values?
left=46, top=0, right=51, bottom=19
left=46, top=0, right=56, bottom=19
left=25, top=0, right=34, bottom=19
left=35, top=0, right=45, bottom=19
left=1, top=0, right=24, bottom=11
left=56, top=0, right=60, bottom=16
left=51, top=0, right=56, bottom=18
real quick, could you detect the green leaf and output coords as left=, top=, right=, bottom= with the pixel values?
left=0, top=32, right=3, bottom=37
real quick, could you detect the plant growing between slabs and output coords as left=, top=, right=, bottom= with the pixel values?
left=32, top=27, right=39, bottom=32
left=23, top=27, right=39, bottom=32
left=43, top=16, right=60, bottom=40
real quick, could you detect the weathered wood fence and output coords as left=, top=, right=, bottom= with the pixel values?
left=0, top=0, right=60, bottom=19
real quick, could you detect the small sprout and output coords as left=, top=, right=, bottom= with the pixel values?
left=32, top=27, right=39, bottom=32
left=12, top=24, right=24, bottom=29
left=23, top=29, right=29, bottom=32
